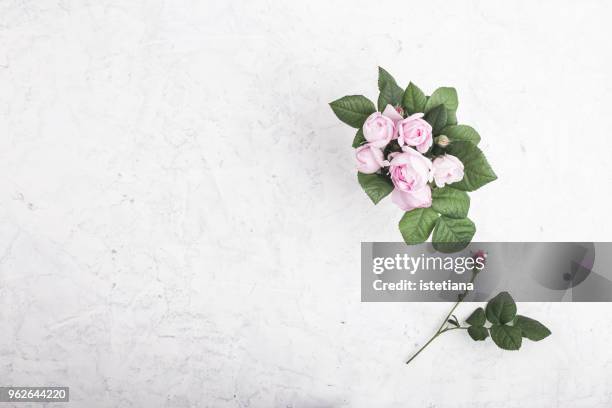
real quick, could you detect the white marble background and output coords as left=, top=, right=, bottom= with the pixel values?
left=1, top=0, right=612, bottom=407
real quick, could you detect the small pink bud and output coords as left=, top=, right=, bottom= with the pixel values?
left=473, top=250, right=487, bottom=270
left=395, top=105, right=404, bottom=117
left=435, top=135, right=450, bottom=147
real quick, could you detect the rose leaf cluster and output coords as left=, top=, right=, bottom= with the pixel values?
left=330, top=67, right=497, bottom=252
left=465, top=292, right=551, bottom=349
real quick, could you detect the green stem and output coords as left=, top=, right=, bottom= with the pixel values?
left=405, top=331, right=442, bottom=365
left=405, top=270, right=478, bottom=365
left=405, top=326, right=469, bottom=365
left=442, top=326, right=469, bottom=333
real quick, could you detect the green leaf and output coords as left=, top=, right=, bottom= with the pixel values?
left=468, top=326, right=489, bottom=341
left=447, top=141, right=497, bottom=192
left=402, top=82, right=427, bottom=114
left=440, top=125, right=481, bottom=145
left=378, top=82, right=404, bottom=112
left=352, top=128, right=366, bottom=148
left=398, top=208, right=439, bottom=245
left=424, top=87, right=458, bottom=127
left=466, top=307, right=486, bottom=326
left=431, top=187, right=470, bottom=219
left=424, top=105, right=447, bottom=134
left=377, top=67, right=404, bottom=111
left=357, top=172, right=393, bottom=204
left=486, top=292, right=517, bottom=325
left=330, top=95, right=376, bottom=128
left=432, top=216, right=475, bottom=253
left=514, top=315, right=551, bottom=341
left=446, top=109, right=458, bottom=126
left=490, top=324, right=522, bottom=350
left=378, top=67, right=397, bottom=91
left=424, top=87, right=458, bottom=113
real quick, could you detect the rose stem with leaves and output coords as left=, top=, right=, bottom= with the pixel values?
left=406, top=262, right=481, bottom=365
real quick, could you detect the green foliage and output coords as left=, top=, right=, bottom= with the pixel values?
left=486, top=292, right=517, bottom=325
left=330, top=95, right=376, bottom=128
left=398, top=208, right=439, bottom=244
left=468, top=326, right=489, bottom=341
left=377, top=67, right=404, bottom=111
left=441, top=125, right=481, bottom=145
left=425, top=87, right=458, bottom=113
left=402, top=82, right=428, bottom=114
left=431, top=187, right=470, bottom=219
left=446, top=109, right=458, bottom=126
left=424, top=104, right=448, bottom=134
left=490, top=324, right=522, bottom=350
left=462, top=292, right=550, bottom=351
left=447, top=141, right=497, bottom=192
left=424, top=87, right=458, bottom=126
left=432, top=216, right=476, bottom=253
left=465, top=307, right=486, bottom=326
left=357, top=172, right=393, bottom=204
left=514, top=315, right=551, bottom=341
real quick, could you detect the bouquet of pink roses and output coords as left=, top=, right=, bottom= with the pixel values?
left=331, top=68, right=497, bottom=252
left=330, top=69, right=551, bottom=365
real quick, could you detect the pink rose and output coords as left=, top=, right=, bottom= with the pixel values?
left=389, top=148, right=433, bottom=191
left=382, top=104, right=404, bottom=130
left=432, top=154, right=464, bottom=188
left=397, top=113, right=433, bottom=153
left=392, top=186, right=432, bottom=212
left=362, top=112, right=395, bottom=148
left=388, top=148, right=433, bottom=211
left=355, top=144, right=385, bottom=174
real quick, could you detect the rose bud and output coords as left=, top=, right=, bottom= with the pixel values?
left=472, top=250, right=487, bottom=270
left=435, top=135, right=450, bottom=147
left=355, top=144, right=385, bottom=174
left=432, top=154, right=464, bottom=188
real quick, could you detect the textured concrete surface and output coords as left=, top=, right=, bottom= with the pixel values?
left=1, top=0, right=612, bottom=406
